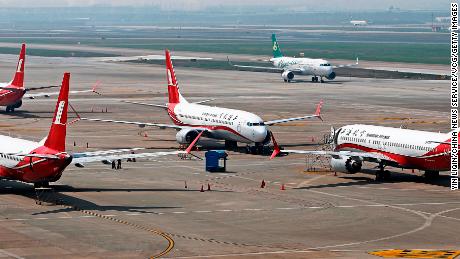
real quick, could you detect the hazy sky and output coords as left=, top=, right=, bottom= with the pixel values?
left=0, top=0, right=450, bottom=11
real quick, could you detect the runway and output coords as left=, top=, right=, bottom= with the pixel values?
left=0, top=53, right=457, bottom=258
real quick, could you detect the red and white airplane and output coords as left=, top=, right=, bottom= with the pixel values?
left=82, top=49, right=323, bottom=152
left=271, top=124, right=452, bottom=180
left=0, top=44, right=96, bottom=112
left=0, top=72, right=183, bottom=188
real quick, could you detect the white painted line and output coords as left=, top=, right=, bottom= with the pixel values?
left=172, top=212, right=186, bottom=214
left=216, top=210, right=233, bottom=212
left=126, top=213, right=141, bottom=216
left=58, top=216, right=73, bottom=219
left=194, top=210, right=212, bottom=213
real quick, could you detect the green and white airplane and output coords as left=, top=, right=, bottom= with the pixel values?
left=232, top=34, right=358, bottom=83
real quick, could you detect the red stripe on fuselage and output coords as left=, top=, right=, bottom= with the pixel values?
left=167, top=103, right=252, bottom=142
left=336, top=142, right=450, bottom=171
left=0, top=146, right=71, bottom=183
left=0, top=88, right=24, bottom=106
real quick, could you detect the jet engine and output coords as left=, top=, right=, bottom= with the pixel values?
left=330, top=157, right=362, bottom=173
left=326, top=72, right=336, bottom=80
left=176, top=128, right=200, bottom=144
left=281, top=71, right=294, bottom=82
left=12, top=100, right=22, bottom=109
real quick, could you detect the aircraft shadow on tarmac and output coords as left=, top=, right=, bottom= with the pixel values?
left=295, top=169, right=452, bottom=190
left=0, top=180, right=232, bottom=215
left=289, top=79, right=345, bottom=84
left=0, top=110, right=42, bottom=119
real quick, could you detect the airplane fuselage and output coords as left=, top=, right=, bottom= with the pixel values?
left=0, top=135, right=71, bottom=183
left=335, top=124, right=451, bottom=171
left=270, top=57, right=334, bottom=77
left=168, top=102, right=269, bottom=144
left=0, top=83, right=25, bottom=107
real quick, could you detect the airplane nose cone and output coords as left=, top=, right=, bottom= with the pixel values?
left=254, top=127, right=268, bottom=143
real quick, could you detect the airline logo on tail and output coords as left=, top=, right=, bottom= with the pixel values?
left=54, top=101, right=66, bottom=125
left=273, top=41, right=278, bottom=51
left=17, top=59, right=23, bottom=73
left=167, top=69, right=176, bottom=86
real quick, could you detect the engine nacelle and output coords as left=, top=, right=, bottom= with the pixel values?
left=326, top=71, right=336, bottom=80
left=176, top=128, right=200, bottom=144
left=330, top=157, right=362, bottom=173
left=12, top=100, right=22, bottom=109
left=281, top=71, right=294, bottom=81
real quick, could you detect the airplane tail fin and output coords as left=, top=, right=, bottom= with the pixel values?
left=272, top=34, right=283, bottom=58
left=165, top=49, right=187, bottom=104
left=10, top=43, right=26, bottom=87
left=44, top=73, right=70, bottom=152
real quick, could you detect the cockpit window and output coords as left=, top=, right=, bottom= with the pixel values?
left=320, top=63, right=331, bottom=66
left=247, top=122, right=265, bottom=126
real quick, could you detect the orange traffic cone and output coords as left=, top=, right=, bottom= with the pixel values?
left=260, top=180, right=266, bottom=188
left=144, top=132, right=148, bottom=138
left=207, top=183, right=211, bottom=191
left=200, top=185, right=204, bottom=192
left=281, top=184, right=285, bottom=191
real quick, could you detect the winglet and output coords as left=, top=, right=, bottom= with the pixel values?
left=270, top=132, right=281, bottom=159
left=314, top=100, right=324, bottom=121
left=92, top=80, right=101, bottom=95
left=356, top=57, right=359, bottom=65
left=185, top=131, right=204, bottom=154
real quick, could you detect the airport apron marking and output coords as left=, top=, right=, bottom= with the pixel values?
left=369, top=249, right=460, bottom=258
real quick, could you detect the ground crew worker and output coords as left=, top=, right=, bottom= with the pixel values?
left=117, top=159, right=122, bottom=169
left=111, top=160, right=116, bottom=169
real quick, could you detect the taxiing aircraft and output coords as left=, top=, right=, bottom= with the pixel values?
left=0, top=72, right=183, bottom=188
left=82, top=49, right=323, bottom=153
left=230, top=34, right=358, bottom=83
left=350, top=20, right=368, bottom=26
left=271, top=124, right=452, bottom=180
left=0, top=44, right=96, bottom=112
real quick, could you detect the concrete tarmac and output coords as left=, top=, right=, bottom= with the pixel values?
left=0, top=55, right=457, bottom=258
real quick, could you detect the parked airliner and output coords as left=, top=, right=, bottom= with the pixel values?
left=271, top=124, right=452, bottom=180
left=0, top=44, right=96, bottom=112
left=82, top=49, right=323, bottom=153
left=231, top=34, right=358, bottom=83
left=0, top=72, right=183, bottom=188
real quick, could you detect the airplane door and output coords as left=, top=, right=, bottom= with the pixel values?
left=237, top=121, right=242, bottom=133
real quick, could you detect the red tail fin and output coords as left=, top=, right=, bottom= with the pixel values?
left=44, top=73, right=70, bottom=152
left=165, top=49, right=182, bottom=104
left=11, top=43, right=26, bottom=87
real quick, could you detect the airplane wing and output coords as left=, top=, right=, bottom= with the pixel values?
left=122, top=100, right=168, bottom=109
left=231, top=63, right=284, bottom=73
left=281, top=149, right=392, bottom=162
left=264, top=100, right=323, bottom=126
left=24, top=81, right=100, bottom=99
left=122, top=99, right=214, bottom=109
left=333, top=58, right=359, bottom=69
left=80, top=117, right=185, bottom=130
left=71, top=148, right=184, bottom=167
left=25, top=89, right=96, bottom=99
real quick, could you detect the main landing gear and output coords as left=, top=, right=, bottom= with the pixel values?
left=225, top=140, right=238, bottom=151
left=5, top=106, right=15, bottom=112
left=33, top=182, right=58, bottom=205
left=311, top=76, right=325, bottom=83
left=375, top=163, right=391, bottom=181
